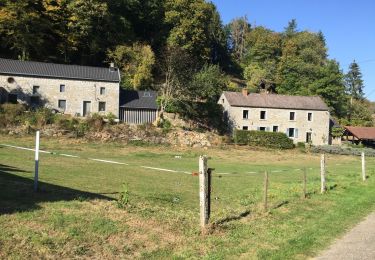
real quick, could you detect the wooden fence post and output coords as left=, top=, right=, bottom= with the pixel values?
left=302, top=167, right=307, bottom=199
left=199, top=155, right=210, bottom=231
left=320, top=154, right=326, bottom=193
left=362, top=152, right=366, bottom=181
left=263, top=170, right=269, bottom=212
left=34, top=130, right=40, bottom=192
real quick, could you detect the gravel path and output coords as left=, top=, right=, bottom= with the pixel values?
left=315, top=211, right=375, bottom=260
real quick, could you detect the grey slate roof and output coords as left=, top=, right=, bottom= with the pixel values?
left=120, top=90, right=158, bottom=110
left=223, top=91, right=329, bottom=111
left=0, top=58, right=120, bottom=82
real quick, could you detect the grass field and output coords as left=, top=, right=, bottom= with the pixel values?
left=1, top=135, right=375, bottom=259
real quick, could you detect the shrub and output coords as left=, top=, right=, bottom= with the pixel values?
left=233, top=130, right=294, bottom=149
left=311, top=145, right=375, bottom=156
left=0, top=103, right=25, bottom=126
left=86, top=113, right=105, bottom=131
left=157, top=118, right=172, bottom=133
left=23, top=108, right=56, bottom=128
left=105, top=113, right=117, bottom=125
left=117, top=183, right=130, bottom=209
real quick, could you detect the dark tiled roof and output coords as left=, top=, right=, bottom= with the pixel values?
left=223, top=91, right=329, bottom=111
left=0, top=58, right=120, bottom=82
left=120, top=90, right=158, bottom=110
left=344, top=126, right=375, bottom=140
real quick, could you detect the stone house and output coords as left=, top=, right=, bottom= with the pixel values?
left=0, top=58, right=121, bottom=117
left=218, top=89, right=330, bottom=145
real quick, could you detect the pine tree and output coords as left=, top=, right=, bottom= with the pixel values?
left=284, top=19, right=298, bottom=37
left=346, top=60, right=364, bottom=100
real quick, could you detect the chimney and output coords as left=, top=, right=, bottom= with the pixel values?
left=242, top=88, right=248, bottom=97
left=109, top=62, right=116, bottom=72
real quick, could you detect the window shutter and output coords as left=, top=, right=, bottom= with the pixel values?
left=295, top=129, right=299, bottom=138
left=286, top=128, right=289, bottom=135
left=266, top=127, right=270, bottom=132
left=257, top=127, right=260, bottom=131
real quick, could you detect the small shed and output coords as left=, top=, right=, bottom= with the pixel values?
left=119, top=90, right=158, bottom=124
left=343, top=126, right=375, bottom=145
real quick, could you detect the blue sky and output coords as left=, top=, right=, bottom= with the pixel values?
left=211, top=0, right=375, bottom=100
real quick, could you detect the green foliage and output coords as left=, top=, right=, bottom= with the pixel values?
left=331, top=126, right=344, bottom=138
left=177, top=101, right=228, bottom=133
left=157, top=118, right=172, bottom=133
left=105, top=113, right=117, bottom=125
left=233, top=130, right=294, bottom=149
left=346, top=60, right=364, bottom=100
left=189, top=64, right=228, bottom=102
left=117, top=183, right=130, bottom=209
left=164, top=0, right=228, bottom=64
left=0, top=103, right=25, bottom=127
left=107, top=43, right=155, bottom=89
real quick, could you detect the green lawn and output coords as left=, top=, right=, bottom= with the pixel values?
left=1, top=135, right=375, bottom=259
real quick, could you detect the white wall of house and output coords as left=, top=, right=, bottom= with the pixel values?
left=219, top=93, right=330, bottom=145
left=0, top=75, right=120, bottom=117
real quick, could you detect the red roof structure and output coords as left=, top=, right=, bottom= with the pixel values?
left=344, top=126, right=375, bottom=140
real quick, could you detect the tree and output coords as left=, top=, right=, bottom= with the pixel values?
left=284, top=19, right=298, bottom=37
left=157, top=46, right=197, bottom=113
left=189, top=64, right=228, bottom=102
left=277, top=31, right=327, bottom=95
left=107, top=43, right=155, bottom=90
left=345, top=60, right=364, bottom=100
left=66, top=0, right=110, bottom=65
left=227, top=16, right=251, bottom=62
left=309, top=60, right=348, bottom=117
left=164, top=0, right=227, bottom=65
left=0, top=0, right=50, bottom=60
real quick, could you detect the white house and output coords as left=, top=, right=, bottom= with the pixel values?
left=218, top=89, right=330, bottom=145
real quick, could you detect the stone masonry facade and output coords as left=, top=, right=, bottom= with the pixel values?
left=0, top=75, right=120, bottom=117
left=219, top=93, right=330, bottom=146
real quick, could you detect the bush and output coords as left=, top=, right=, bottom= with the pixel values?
left=157, top=118, right=172, bottom=133
left=86, top=113, right=105, bottom=131
left=0, top=103, right=25, bottom=126
left=311, top=145, right=375, bottom=156
left=233, top=130, right=294, bottom=149
left=23, top=107, right=56, bottom=128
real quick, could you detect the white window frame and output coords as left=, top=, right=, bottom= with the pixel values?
left=100, top=87, right=106, bottom=95
left=60, top=84, right=65, bottom=93
left=287, top=127, right=298, bottom=138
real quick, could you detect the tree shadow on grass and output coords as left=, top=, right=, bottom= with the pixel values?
left=0, top=163, right=114, bottom=215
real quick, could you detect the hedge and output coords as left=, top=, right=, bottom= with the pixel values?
left=233, top=130, right=294, bottom=149
left=311, top=145, right=375, bottom=157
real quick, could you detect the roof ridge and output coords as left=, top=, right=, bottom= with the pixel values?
left=0, top=58, right=112, bottom=70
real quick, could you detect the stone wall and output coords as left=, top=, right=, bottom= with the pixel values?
left=0, top=75, right=120, bottom=118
